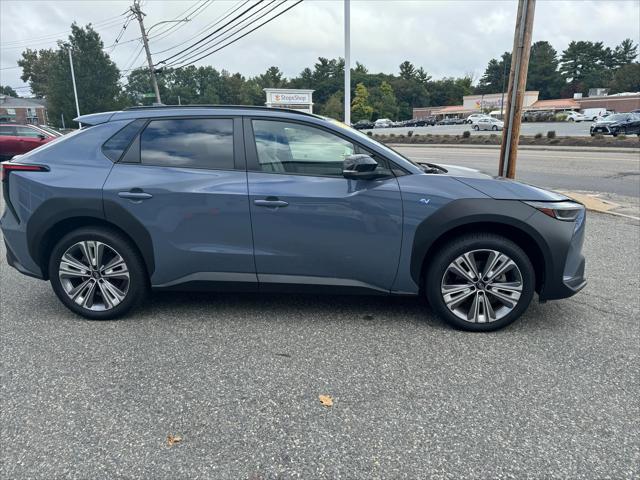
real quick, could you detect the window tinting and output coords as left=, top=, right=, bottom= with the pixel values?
left=252, top=120, right=355, bottom=177
left=102, top=119, right=146, bottom=162
left=0, top=125, right=16, bottom=136
left=15, top=126, right=43, bottom=138
left=140, top=118, right=233, bottom=169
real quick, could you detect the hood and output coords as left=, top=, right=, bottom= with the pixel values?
left=436, top=163, right=569, bottom=201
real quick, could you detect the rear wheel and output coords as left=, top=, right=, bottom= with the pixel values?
left=473, top=125, right=479, bottom=131
left=425, top=233, right=535, bottom=331
left=492, top=125, right=498, bottom=131
left=48, top=227, right=148, bottom=320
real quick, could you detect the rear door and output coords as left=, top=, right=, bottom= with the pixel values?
left=14, top=125, right=48, bottom=154
left=102, top=117, right=256, bottom=288
left=0, top=125, right=19, bottom=158
left=244, top=117, right=403, bottom=292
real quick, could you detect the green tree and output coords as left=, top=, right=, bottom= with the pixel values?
left=399, top=61, right=416, bottom=80
left=0, top=85, right=18, bottom=96
left=351, top=82, right=373, bottom=121
left=559, top=40, right=611, bottom=95
left=613, top=38, right=639, bottom=67
left=476, top=52, right=511, bottom=94
left=371, top=81, right=398, bottom=120
left=322, top=91, right=343, bottom=120
left=257, top=66, right=286, bottom=88
left=526, top=41, right=563, bottom=99
left=18, top=48, right=56, bottom=97
left=608, top=62, right=640, bottom=93
left=42, top=24, right=122, bottom=127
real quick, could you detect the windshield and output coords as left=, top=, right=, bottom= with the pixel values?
left=606, top=114, right=628, bottom=121
left=327, top=118, right=420, bottom=168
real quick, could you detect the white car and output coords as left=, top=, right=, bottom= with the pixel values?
left=374, top=118, right=393, bottom=128
left=564, top=111, right=587, bottom=122
left=465, top=113, right=492, bottom=124
left=472, top=117, right=504, bottom=131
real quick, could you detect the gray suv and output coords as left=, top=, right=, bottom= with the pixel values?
left=1, top=106, right=586, bottom=331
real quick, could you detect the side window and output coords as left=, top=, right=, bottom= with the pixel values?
left=140, top=118, right=233, bottom=170
left=251, top=120, right=355, bottom=176
left=0, top=125, right=16, bottom=137
left=102, top=119, right=146, bottom=162
left=15, top=126, right=43, bottom=138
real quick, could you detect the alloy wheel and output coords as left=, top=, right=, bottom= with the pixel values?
left=440, top=249, right=523, bottom=324
left=58, top=241, right=130, bottom=311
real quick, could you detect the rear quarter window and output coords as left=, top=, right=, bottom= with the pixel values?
left=102, top=119, right=147, bottom=162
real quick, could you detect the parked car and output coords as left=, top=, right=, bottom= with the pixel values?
left=583, top=108, right=608, bottom=121
left=590, top=113, right=640, bottom=136
left=563, top=111, right=587, bottom=122
left=373, top=118, right=393, bottom=128
left=437, top=117, right=464, bottom=125
left=0, top=123, right=58, bottom=161
left=1, top=105, right=587, bottom=331
left=465, top=113, right=491, bottom=124
left=473, top=117, right=505, bottom=131
left=408, top=116, right=436, bottom=127
left=352, top=119, right=374, bottom=130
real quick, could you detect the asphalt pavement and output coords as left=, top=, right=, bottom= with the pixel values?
left=394, top=144, right=640, bottom=199
left=1, top=191, right=639, bottom=476
left=366, top=121, right=593, bottom=137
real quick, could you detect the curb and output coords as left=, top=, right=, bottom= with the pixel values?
left=560, top=191, right=640, bottom=221
left=387, top=143, right=640, bottom=154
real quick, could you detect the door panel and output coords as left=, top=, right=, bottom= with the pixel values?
left=103, top=165, right=255, bottom=286
left=245, top=118, right=403, bottom=292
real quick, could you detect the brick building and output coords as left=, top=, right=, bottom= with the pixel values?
left=0, top=95, right=47, bottom=124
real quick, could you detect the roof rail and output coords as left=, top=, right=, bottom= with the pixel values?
left=122, top=104, right=318, bottom=118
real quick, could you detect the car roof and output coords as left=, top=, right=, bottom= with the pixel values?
left=75, top=105, right=324, bottom=126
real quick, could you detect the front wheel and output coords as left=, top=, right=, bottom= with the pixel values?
left=473, top=125, right=479, bottom=131
left=425, top=233, right=535, bottom=331
left=48, top=227, right=148, bottom=320
left=492, top=125, right=498, bottom=131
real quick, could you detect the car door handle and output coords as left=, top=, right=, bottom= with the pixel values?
left=118, top=190, right=153, bottom=200
left=254, top=198, right=289, bottom=208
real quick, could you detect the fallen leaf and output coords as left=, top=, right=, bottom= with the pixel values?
left=319, top=395, right=333, bottom=407
left=167, top=434, right=182, bottom=446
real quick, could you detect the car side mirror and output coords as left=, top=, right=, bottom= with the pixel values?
left=37, top=134, right=46, bottom=140
left=343, top=154, right=381, bottom=180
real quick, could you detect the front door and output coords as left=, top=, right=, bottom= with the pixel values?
left=103, top=117, right=256, bottom=288
left=245, top=118, right=403, bottom=292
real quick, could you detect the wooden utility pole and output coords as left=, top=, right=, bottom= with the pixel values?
left=131, top=0, right=162, bottom=105
left=498, top=0, right=536, bottom=178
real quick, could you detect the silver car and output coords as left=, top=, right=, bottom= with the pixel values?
left=473, top=117, right=504, bottom=131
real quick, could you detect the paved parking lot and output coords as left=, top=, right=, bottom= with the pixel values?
left=367, top=121, right=593, bottom=137
left=1, top=208, right=639, bottom=476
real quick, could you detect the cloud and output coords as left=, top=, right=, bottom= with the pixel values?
left=1, top=0, right=638, bottom=93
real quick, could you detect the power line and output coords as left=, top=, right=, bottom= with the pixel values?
left=172, top=0, right=303, bottom=70
left=152, top=0, right=248, bottom=56
left=156, top=0, right=263, bottom=66
left=146, top=0, right=212, bottom=42
left=162, top=0, right=281, bottom=68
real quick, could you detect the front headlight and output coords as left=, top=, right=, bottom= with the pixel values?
left=524, top=200, right=584, bottom=222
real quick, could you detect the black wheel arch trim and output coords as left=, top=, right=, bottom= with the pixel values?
left=26, top=198, right=155, bottom=279
left=410, top=198, right=554, bottom=287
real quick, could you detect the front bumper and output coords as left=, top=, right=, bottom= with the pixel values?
left=590, top=125, right=614, bottom=135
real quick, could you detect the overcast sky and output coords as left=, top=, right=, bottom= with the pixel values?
left=1, top=0, right=639, bottom=95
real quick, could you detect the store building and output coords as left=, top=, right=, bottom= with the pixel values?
left=264, top=88, right=314, bottom=113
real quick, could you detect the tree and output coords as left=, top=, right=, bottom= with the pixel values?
left=613, top=38, right=639, bottom=67
left=371, top=81, right=398, bottom=120
left=351, top=82, right=373, bottom=121
left=323, top=91, right=343, bottom=120
left=257, top=66, right=286, bottom=88
left=0, top=85, right=17, bottom=96
left=526, top=41, right=563, bottom=99
left=559, top=41, right=611, bottom=95
left=476, top=52, right=511, bottom=94
left=399, top=61, right=416, bottom=80
left=18, top=48, right=56, bottom=97
left=609, top=62, right=640, bottom=93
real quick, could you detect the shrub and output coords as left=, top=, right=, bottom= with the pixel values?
left=554, top=113, right=568, bottom=122
left=547, top=130, right=556, bottom=139
left=534, top=132, right=543, bottom=139
left=549, top=138, right=560, bottom=144
left=616, top=134, right=627, bottom=140
left=366, top=131, right=372, bottom=136
left=594, top=134, right=604, bottom=140
left=462, top=130, right=471, bottom=138
left=389, top=133, right=395, bottom=138
left=407, top=130, right=413, bottom=137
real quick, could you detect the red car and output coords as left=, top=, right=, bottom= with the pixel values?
left=0, top=123, right=59, bottom=160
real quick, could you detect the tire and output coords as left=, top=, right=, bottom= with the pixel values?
left=425, top=233, right=535, bottom=332
left=48, top=226, right=148, bottom=320
left=492, top=125, right=498, bottom=131
left=473, top=125, right=479, bottom=131
left=568, top=118, right=575, bottom=122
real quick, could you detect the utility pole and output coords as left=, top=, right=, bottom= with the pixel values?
left=131, top=0, right=162, bottom=104
left=344, top=0, right=351, bottom=125
left=68, top=48, right=81, bottom=128
left=498, top=0, right=536, bottom=179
